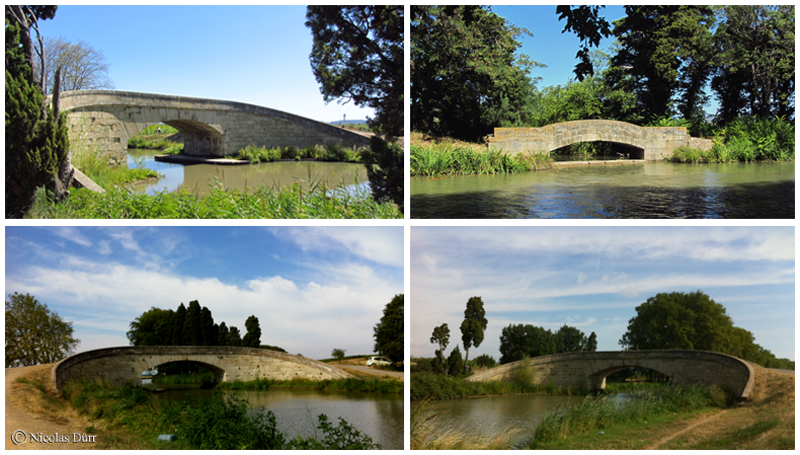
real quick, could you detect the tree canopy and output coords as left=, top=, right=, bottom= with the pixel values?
left=306, top=6, right=404, bottom=212
left=411, top=5, right=536, bottom=141
left=242, top=315, right=261, bottom=348
left=39, top=37, right=114, bottom=94
left=6, top=292, right=79, bottom=367
left=460, top=296, right=488, bottom=369
left=373, top=294, right=404, bottom=363
left=620, top=290, right=793, bottom=369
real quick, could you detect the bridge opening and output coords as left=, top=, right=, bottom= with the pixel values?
left=127, top=123, right=183, bottom=151
left=552, top=141, right=645, bottom=161
left=591, top=365, right=671, bottom=392
left=143, top=361, right=225, bottom=388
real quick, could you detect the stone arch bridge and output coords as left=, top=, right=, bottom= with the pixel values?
left=52, top=346, right=354, bottom=393
left=56, top=90, right=371, bottom=164
left=466, top=350, right=755, bottom=399
left=487, top=120, right=711, bottom=161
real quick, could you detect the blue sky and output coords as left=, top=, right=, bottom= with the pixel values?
left=492, top=5, right=626, bottom=90
left=411, top=227, right=795, bottom=361
left=37, top=5, right=374, bottom=123
left=6, top=227, right=403, bottom=359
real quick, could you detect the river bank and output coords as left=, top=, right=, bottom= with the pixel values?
left=411, top=365, right=793, bottom=450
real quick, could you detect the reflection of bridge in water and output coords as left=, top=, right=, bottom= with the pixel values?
left=466, top=350, right=755, bottom=399
left=488, top=120, right=712, bottom=161
left=56, top=90, right=371, bottom=164
left=52, top=346, right=354, bottom=393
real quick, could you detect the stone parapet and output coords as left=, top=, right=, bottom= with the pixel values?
left=466, top=350, right=754, bottom=400
left=52, top=346, right=355, bottom=393
left=488, top=120, right=697, bottom=161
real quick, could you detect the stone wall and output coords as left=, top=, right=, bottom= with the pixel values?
left=52, top=346, right=354, bottom=392
left=56, top=90, right=371, bottom=160
left=487, top=120, right=696, bottom=161
left=466, top=350, right=754, bottom=399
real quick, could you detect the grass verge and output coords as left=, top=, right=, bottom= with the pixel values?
left=217, top=377, right=403, bottom=394
left=410, top=372, right=584, bottom=401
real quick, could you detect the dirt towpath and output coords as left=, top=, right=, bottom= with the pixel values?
left=5, top=365, right=96, bottom=450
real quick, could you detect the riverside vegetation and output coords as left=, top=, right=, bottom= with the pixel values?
left=13, top=366, right=391, bottom=450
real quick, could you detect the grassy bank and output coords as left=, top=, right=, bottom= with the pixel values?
left=236, top=143, right=363, bottom=164
left=668, top=117, right=794, bottom=163
left=58, top=379, right=381, bottom=449
left=411, top=143, right=552, bottom=176
left=26, top=180, right=402, bottom=219
left=410, top=372, right=585, bottom=401
left=217, top=377, right=403, bottom=394
left=530, top=383, right=732, bottom=448
left=127, top=124, right=180, bottom=150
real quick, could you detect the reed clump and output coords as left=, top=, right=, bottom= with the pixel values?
left=410, top=143, right=552, bottom=176
left=411, top=400, right=520, bottom=450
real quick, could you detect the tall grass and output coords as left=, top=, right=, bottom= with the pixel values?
left=410, top=372, right=583, bottom=401
left=236, top=143, right=363, bottom=164
left=668, top=116, right=794, bottom=163
left=70, top=140, right=160, bottom=189
left=411, top=143, right=552, bottom=176
left=530, top=384, right=733, bottom=447
left=411, top=400, right=520, bottom=450
left=27, top=178, right=401, bottom=219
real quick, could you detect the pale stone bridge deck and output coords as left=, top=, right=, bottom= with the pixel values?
left=56, top=90, right=371, bottom=164
left=52, top=346, right=354, bottom=393
left=466, top=350, right=755, bottom=399
left=488, top=119, right=712, bottom=160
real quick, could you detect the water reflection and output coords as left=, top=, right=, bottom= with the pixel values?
left=411, top=162, right=795, bottom=218
left=127, top=150, right=368, bottom=197
left=151, top=387, right=403, bottom=449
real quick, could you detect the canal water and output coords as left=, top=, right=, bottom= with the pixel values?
left=417, top=394, right=585, bottom=446
left=410, top=161, right=795, bottom=218
left=127, top=149, right=369, bottom=196
left=144, top=383, right=403, bottom=449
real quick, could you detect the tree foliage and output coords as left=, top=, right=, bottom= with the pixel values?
left=242, top=315, right=261, bottom=348
left=499, top=323, right=590, bottom=364
left=429, top=323, right=450, bottom=369
left=6, top=6, right=72, bottom=218
left=373, top=294, right=404, bottom=363
left=446, top=345, right=464, bottom=376
left=460, top=296, right=488, bottom=369
left=6, top=292, right=79, bottom=367
left=620, top=290, right=793, bottom=369
left=331, top=348, right=346, bottom=361
left=306, top=6, right=404, bottom=213
left=586, top=332, right=598, bottom=352
left=555, top=324, right=587, bottom=353
left=411, top=5, right=535, bottom=141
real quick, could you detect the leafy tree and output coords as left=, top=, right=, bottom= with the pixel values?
left=217, top=322, right=229, bottom=347
left=39, top=37, right=113, bottom=94
left=227, top=326, right=242, bottom=347
left=555, top=324, right=587, bottom=353
left=411, top=5, right=535, bottom=141
left=460, top=296, right=488, bottom=370
left=171, top=303, right=186, bottom=345
left=373, top=294, right=404, bottom=363
left=128, top=307, right=174, bottom=346
left=200, top=306, right=216, bottom=346
left=499, top=324, right=557, bottom=364
left=446, top=345, right=464, bottom=376
left=182, top=300, right=202, bottom=346
left=6, top=292, right=79, bottom=367
left=429, top=323, right=450, bottom=372
left=6, top=6, right=72, bottom=218
left=306, top=6, right=404, bottom=212
left=620, top=291, right=736, bottom=353
left=586, top=332, right=598, bottom=351
left=242, top=315, right=261, bottom=348
left=331, top=348, right=346, bottom=361
left=610, top=6, right=716, bottom=123
left=473, top=354, right=497, bottom=369
left=556, top=5, right=611, bottom=81
left=711, top=6, right=795, bottom=122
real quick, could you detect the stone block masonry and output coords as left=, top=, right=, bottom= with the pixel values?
left=466, top=350, right=754, bottom=400
left=488, top=119, right=712, bottom=160
left=54, top=90, right=371, bottom=162
left=52, top=346, right=355, bottom=393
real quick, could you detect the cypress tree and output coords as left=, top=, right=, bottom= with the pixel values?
left=242, top=315, right=261, bottom=348
left=171, top=303, right=186, bottom=345
left=182, top=300, right=202, bottom=346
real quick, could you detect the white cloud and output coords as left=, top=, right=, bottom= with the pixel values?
left=272, top=227, right=403, bottom=267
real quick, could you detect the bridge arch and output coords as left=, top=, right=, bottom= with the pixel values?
left=55, top=90, right=371, bottom=164
left=488, top=119, right=711, bottom=161
left=51, top=346, right=354, bottom=393
left=466, top=350, right=755, bottom=399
